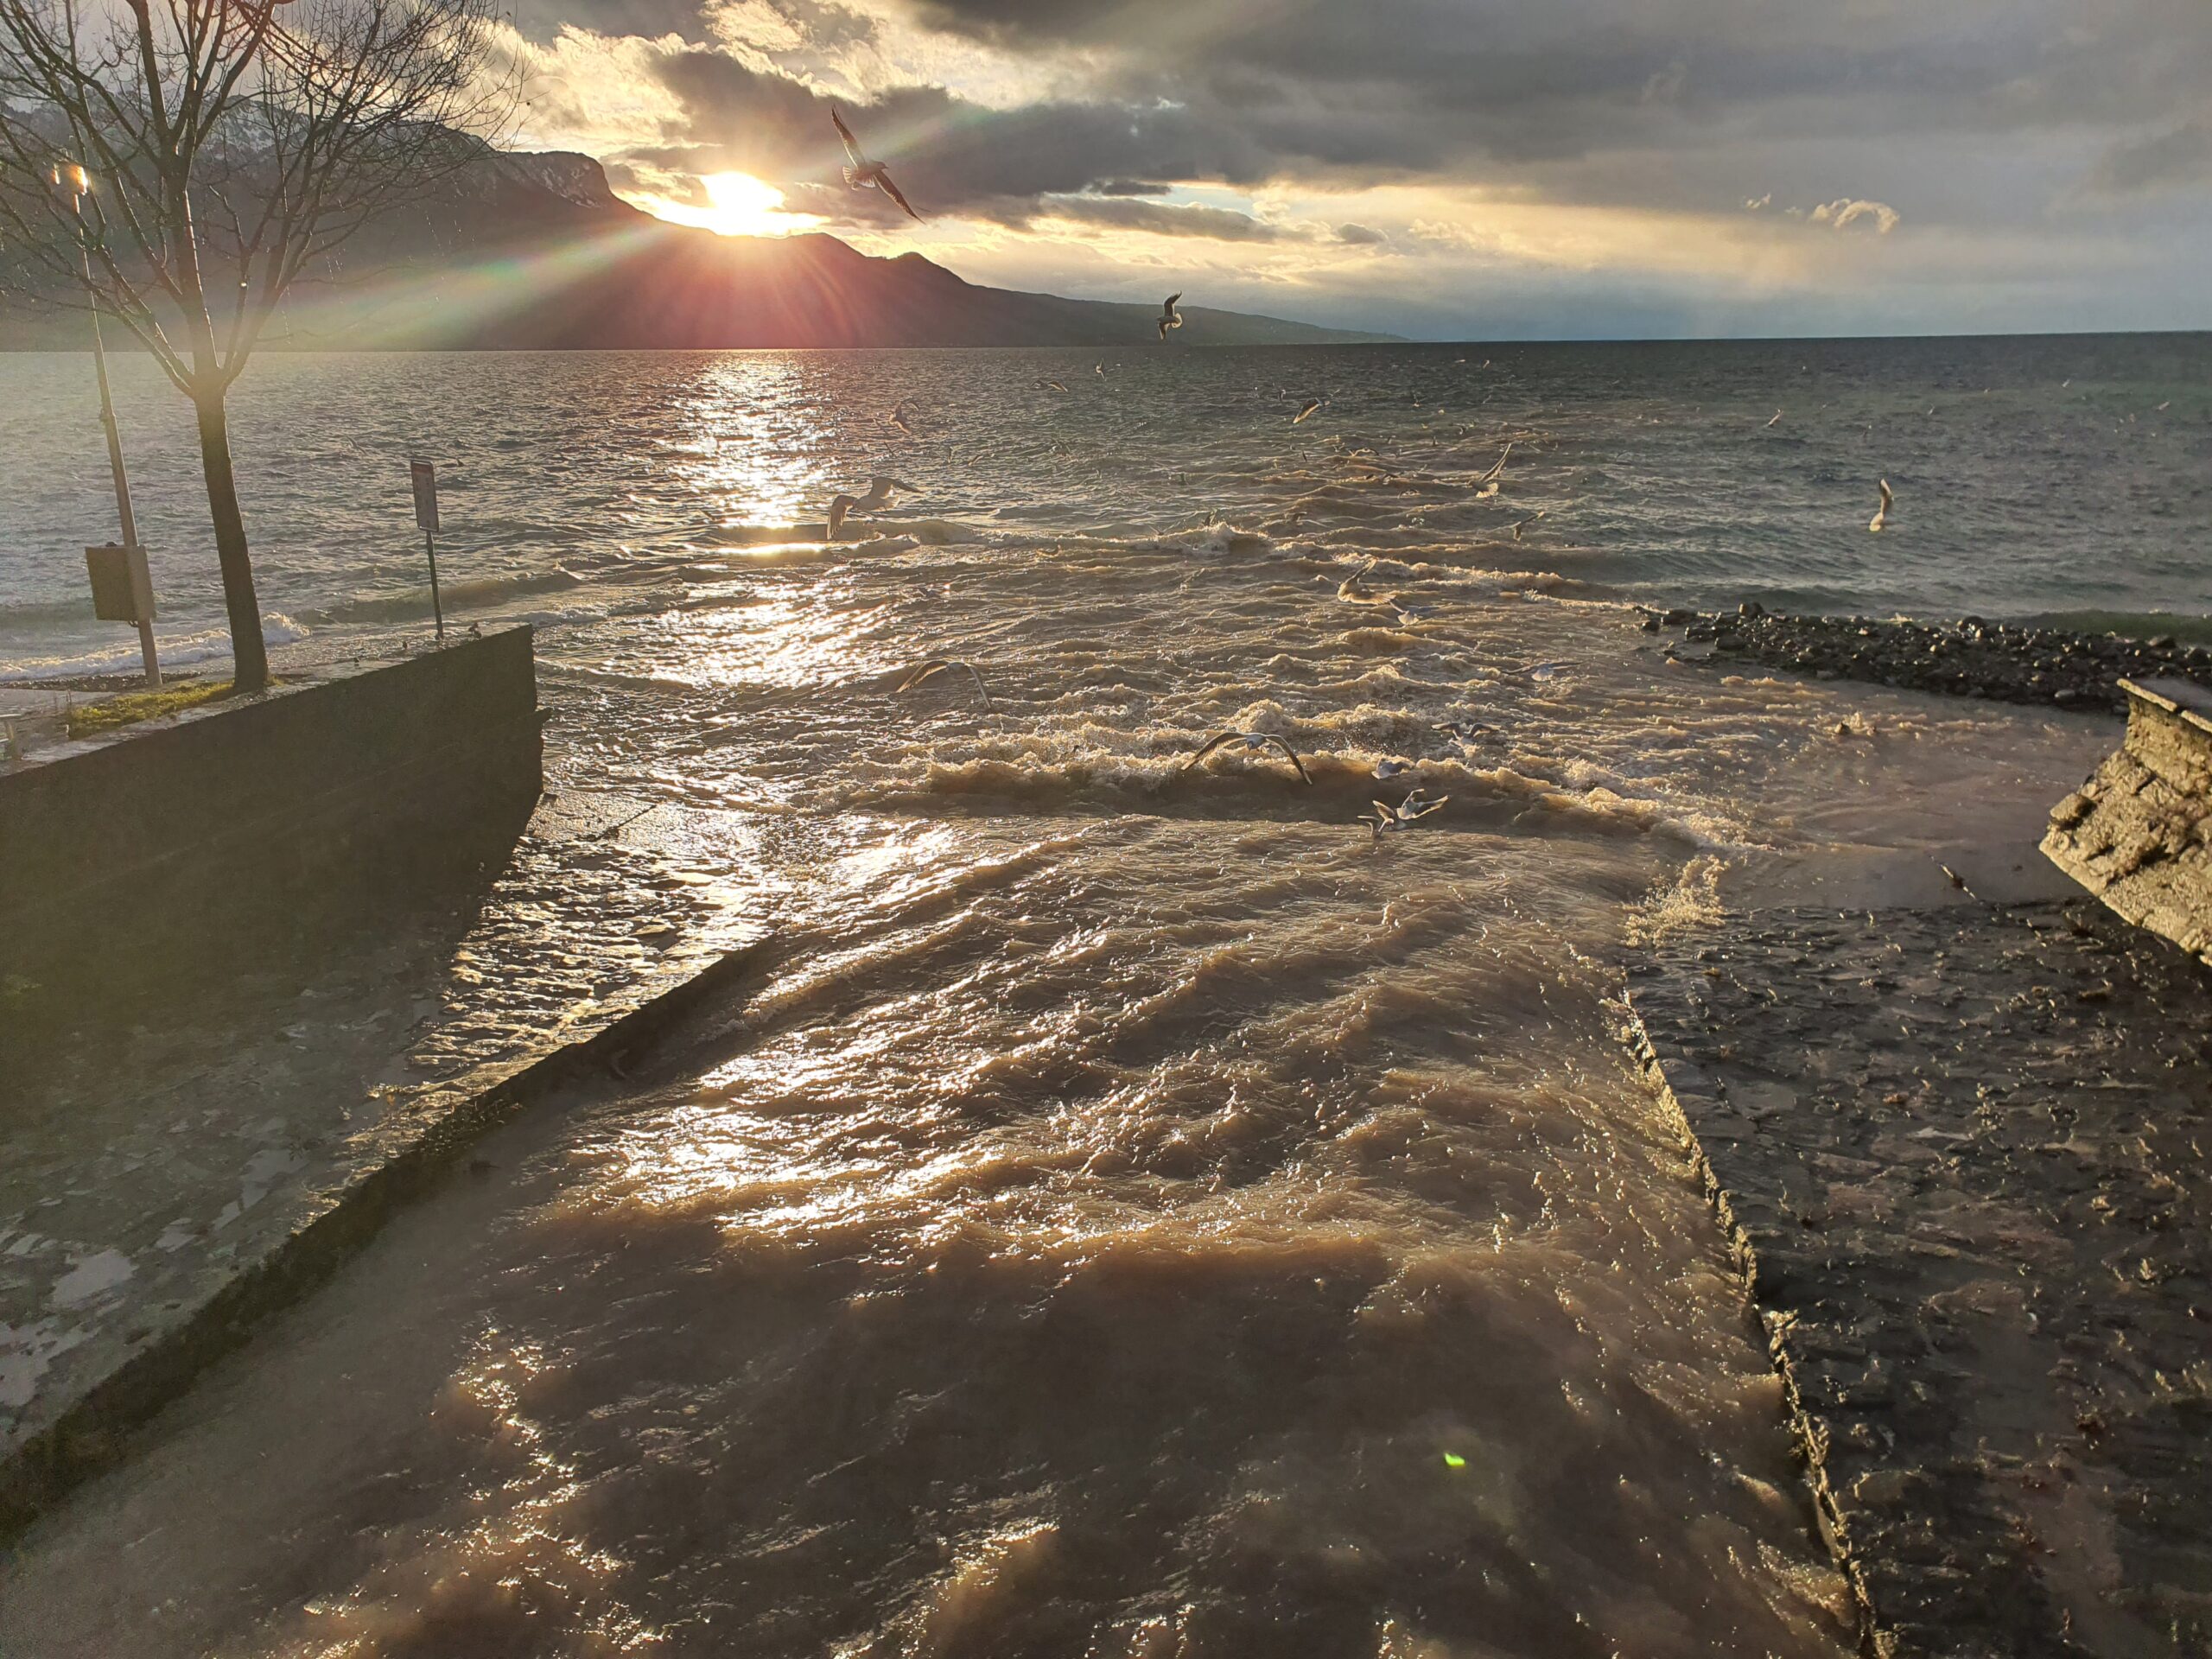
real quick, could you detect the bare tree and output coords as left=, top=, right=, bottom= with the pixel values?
left=0, top=0, right=510, bottom=690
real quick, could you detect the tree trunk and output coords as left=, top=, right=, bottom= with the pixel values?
left=192, top=390, right=268, bottom=692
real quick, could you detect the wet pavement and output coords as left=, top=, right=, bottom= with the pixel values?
left=0, top=787, right=760, bottom=1524
left=1629, top=889, right=2212, bottom=1657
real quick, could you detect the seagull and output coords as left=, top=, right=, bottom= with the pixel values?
left=1366, top=789, right=1451, bottom=841
left=2156, top=400, right=2171, bottom=412
left=829, top=475, right=917, bottom=537
left=1508, top=511, right=1546, bottom=542
left=1037, top=378, right=1069, bottom=392
left=1158, top=293, right=1184, bottom=340
left=831, top=107, right=922, bottom=221
left=1179, top=730, right=1313, bottom=785
left=1373, top=758, right=1415, bottom=780
left=889, top=403, right=918, bottom=436
left=1294, top=397, right=1325, bottom=424
left=1869, top=478, right=1893, bottom=533
left=1338, top=560, right=1378, bottom=601
left=1766, top=409, right=1783, bottom=428
left=896, top=659, right=992, bottom=709
left=1477, top=443, right=1513, bottom=486
left=1094, top=361, right=1106, bottom=378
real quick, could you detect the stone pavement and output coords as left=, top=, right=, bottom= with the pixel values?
left=1628, top=891, right=2212, bottom=1657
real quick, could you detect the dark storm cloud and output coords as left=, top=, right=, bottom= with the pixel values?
left=580, top=0, right=2212, bottom=251
left=2089, top=120, right=2212, bottom=196
left=1038, top=197, right=1301, bottom=241
left=1334, top=222, right=1387, bottom=246
left=893, top=0, right=2212, bottom=188
left=647, top=49, right=1276, bottom=213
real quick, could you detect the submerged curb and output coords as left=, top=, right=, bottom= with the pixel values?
left=1621, top=1007, right=1883, bottom=1645
left=0, top=938, right=770, bottom=1544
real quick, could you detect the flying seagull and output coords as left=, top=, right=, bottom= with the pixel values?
left=1037, top=378, right=1069, bottom=392
left=1294, top=397, right=1325, bottom=424
left=1477, top=443, right=1513, bottom=486
left=1766, top=409, right=1783, bottom=428
left=1158, top=293, right=1184, bottom=340
left=896, top=659, right=993, bottom=709
left=831, top=107, right=922, bottom=221
left=1869, top=478, right=1892, bottom=533
left=1337, top=559, right=1378, bottom=601
left=829, top=474, right=916, bottom=537
left=1179, top=730, right=1314, bottom=785
left=889, top=402, right=918, bottom=436
left=1366, top=789, right=1451, bottom=842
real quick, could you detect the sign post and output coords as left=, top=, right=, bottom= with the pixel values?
left=410, top=458, right=444, bottom=643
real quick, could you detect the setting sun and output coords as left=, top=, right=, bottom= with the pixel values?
left=644, top=171, right=822, bottom=238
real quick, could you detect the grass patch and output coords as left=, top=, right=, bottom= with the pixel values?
left=67, top=678, right=241, bottom=739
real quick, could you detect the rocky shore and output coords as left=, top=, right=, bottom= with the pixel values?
left=1643, top=606, right=2212, bottom=714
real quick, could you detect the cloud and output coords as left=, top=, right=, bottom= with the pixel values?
left=1037, top=196, right=1301, bottom=241
left=485, top=0, right=2212, bottom=336
left=1809, top=197, right=1901, bottom=233
left=2087, top=119, right=2212, bottom=196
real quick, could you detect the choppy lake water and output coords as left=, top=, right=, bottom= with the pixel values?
left=0, top=337, right=2202, bottom=1656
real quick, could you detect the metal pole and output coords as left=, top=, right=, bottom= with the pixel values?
left=73, top=180, right=158, bottom=688
left=425, top=529, right=445, bottom=642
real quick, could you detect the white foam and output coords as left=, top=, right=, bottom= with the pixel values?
left=0, top=614, right=308, bottom=682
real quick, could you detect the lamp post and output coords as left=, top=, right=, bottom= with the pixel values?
left=55, top=162, right=159, bottom=689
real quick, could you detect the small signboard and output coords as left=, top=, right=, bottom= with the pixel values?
left=86, top=543, right=155, bottom=624
left=410, top=459, right=439, bottom=534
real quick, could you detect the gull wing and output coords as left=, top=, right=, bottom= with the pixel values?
left=1179, top=731, right=1242, bottom=772
left=876, top=168, right=924, bottom=221
left=1261, top=735, right=1315, bottom=785
left=1163, top=292, right=1181, bottom=318
left=1401, top=793, right=1451, bottom=819
left=1478, top=442, right=1513, bottom=485
left=959, top=662, right=994, bottom=709
left=900, top=660, right=991, bottom=709
left=831, top=107, right=868, bottom=170
left=829, top=493, right=856, bottom=537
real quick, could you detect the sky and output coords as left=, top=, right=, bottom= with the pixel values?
left=488, top=0, right=2212, bottom=340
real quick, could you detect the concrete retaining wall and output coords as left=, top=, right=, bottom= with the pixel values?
left=0, top=628, right=543, bottom=995
left=2044, top=676, right=2212, bottom=964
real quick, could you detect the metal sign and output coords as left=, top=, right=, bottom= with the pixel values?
left=410, top=459, right=439, bottom=534
left=86, top=543, right=155, bottom=625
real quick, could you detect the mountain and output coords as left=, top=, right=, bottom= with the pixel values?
left=4, top=150, right=1396, bottom=350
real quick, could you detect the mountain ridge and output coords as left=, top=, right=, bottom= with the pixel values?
left=2, top=149, right=1399, bottom=351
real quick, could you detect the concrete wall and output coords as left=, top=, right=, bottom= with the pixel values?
left=2044, top=677, right=2212, bottom=965
left=0, top=628, right=543, bottom=995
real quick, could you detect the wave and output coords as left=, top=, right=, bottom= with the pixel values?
left=0, top=613, right=309, bottom=683
left=298, top=569, right=585, bottom=626
left=2016, top=608, right=2212, bottom=645
left=835, top=709, right=1751, bottom=851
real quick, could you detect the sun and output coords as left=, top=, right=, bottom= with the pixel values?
left=644, top=173, right=823, bottom=238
